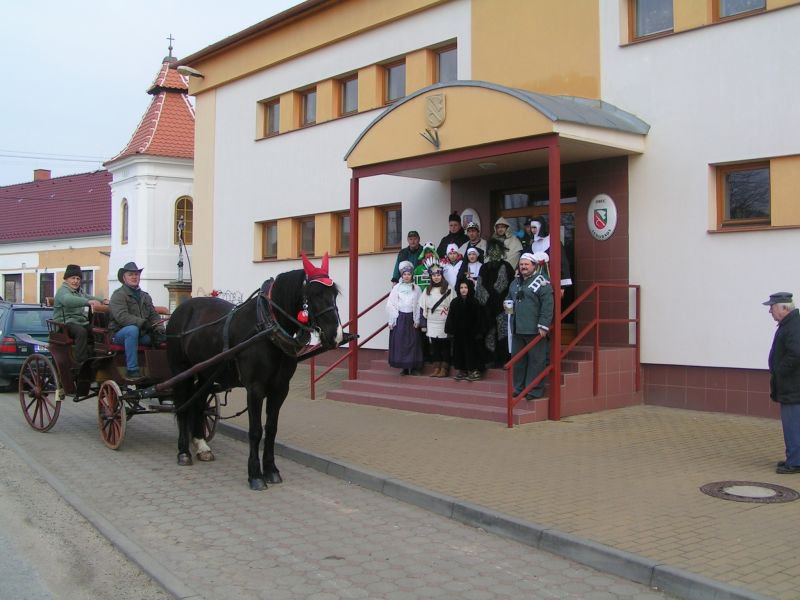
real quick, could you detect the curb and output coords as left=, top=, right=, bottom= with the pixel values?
left=219, top=422, right=773, bottom=600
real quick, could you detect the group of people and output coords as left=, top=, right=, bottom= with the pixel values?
left=387, top=211, right=560, bottom=398
left=54, top=261, right=165, bottom=382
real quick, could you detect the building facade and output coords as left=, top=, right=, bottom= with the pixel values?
left=179, top=0, right=800, bottom=418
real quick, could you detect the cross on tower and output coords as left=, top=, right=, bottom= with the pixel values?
left=167, top=34, right=175, bottom=57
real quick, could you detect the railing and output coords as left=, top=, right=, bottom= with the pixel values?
left=504, top=283, right=640, bottom=428
left=309, top=292, right=389, bottom=399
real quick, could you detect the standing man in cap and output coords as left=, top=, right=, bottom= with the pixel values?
left=436, top=211, right=469, bottom=259
left=458, top=221, right=487, bottom=259
left=391, top=231, right=423, bottom=283
left=109, top=262, right=164, bottom=381
left=53, top=264, right=106, bottom=365
left=764, top=292, right=800, bottom=474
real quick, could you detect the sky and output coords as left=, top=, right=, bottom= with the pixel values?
left=0, top=0, right=302, bottom=187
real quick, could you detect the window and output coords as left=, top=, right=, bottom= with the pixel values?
left=384, top=61, right=406, bottom=104
left=718, top=0, right=765, bottom=19
left=436, top=46, right=457, bottom=83
left=383, top=205, right=402, bottom=250
left=340, top=75, right=358, bottom=116
left=4, top=274, right=22, bottom=302
left=121, top=198, right=128, bottom=244
left=337, top=212, right=350, bottom=254
left=717, top=162, right=770, bottom=227
left=39, top=273, right=54, bottom=305
left=262, top=221, right=278, bottom=259
left=631, top=0, right=673, bottom=39
left=299, top=217, right=315, bottom=255
left=174, top=196, right=193, bottom=245
left=301, top=88, right=317, bottom=126
left=265, top=99, right=280, bottom=136
left=80, top=270, right=95, bottom=296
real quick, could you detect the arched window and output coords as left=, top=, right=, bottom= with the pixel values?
left=174, top=196, right=193, bottom=245
left=121, top=199, right=129, bottom=244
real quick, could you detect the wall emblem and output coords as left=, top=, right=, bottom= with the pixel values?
left=587, top=194, right=618, bottom=241
left=425, top=94, right=446, bottom=128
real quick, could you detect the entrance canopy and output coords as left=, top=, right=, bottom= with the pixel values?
left=345, top=80, right=649, bottom=180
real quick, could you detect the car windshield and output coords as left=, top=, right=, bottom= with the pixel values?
left=10, top=309, right=53, bottom=334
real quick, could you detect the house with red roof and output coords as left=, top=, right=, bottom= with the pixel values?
left=104, top=48, right=195, bottom=307
left=0, top=169, right=112, bottom=303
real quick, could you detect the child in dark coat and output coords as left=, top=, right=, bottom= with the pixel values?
left=444, top=278, right=486, bottom=381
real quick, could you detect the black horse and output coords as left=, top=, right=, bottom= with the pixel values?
left=166, top=254, right=342, bottom=490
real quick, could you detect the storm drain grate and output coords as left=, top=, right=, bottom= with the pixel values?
left=700, top=481, right=800, bottom=504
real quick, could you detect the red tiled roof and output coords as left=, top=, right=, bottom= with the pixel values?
left=106, top=58, right=195, bottom=164
left=0, top=171, right=112, bottom=243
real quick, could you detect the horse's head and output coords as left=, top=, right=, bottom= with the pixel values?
left=302, top=253, right=343, bottom=349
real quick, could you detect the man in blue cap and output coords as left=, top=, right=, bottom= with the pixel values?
left=764, top=292, right=800, bottom=474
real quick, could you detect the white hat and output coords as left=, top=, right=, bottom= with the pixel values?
left=520, top=252, right=549, bottom=265
left=446, top=243, right=459, bottom=254
left=398, top=260, right=414, bottom=274
left=466, top=247, right=480, bottom=256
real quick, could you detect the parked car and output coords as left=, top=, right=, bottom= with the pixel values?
left=0, top=302, right=54, bottom=390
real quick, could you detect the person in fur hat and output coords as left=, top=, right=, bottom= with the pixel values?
left=444, top=278, right=486, bottom=381
left=53, top=264, right=106, bottom=365
left=507, top=252, right=554, bottom=400
left=476, top=238, right=516, bottom=367
left=436, top=211, right=469, bottom=259
left=492, top=217, right=523, bottom=269
left=386, top=260, right=423, bottom=375
left=417, top=264, right=453, bottom=377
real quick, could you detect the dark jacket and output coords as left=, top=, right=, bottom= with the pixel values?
left=444, top=280, right=485, bottom=341
left=769, top=309, right=800, bottom=404
left=391, top=245, right=422, bottom=283
left=109, top=285, right=161, bottom=334
left=507, top=272, right=554, bottom=336
left=436, top=230, right=469, bottom=260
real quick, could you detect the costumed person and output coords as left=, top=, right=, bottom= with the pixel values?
left=475, top=238, right=516, bottom=367
left=458, top=221, right=487, bottom=258
left=764, top=292, right=800, bottom=474
left=391, top=230, right=422, bottom=283
left=413, top=241, right=440, bottom=289
left=436, top=211, right=469, bottom=259
left=492, top=217, right=523, bottom=270
left=417, top=264, right=453, bottom=377
left=458, top=246, right=483, bottom=284
left=109, top=262, right=166, bottom=382
left=53, top=264, right=106, bottom=365
left=525, top=217, right=573, bottom=295
left=507, top=252, right=554, bottom=400
left=442, top=243, right=463, bottom=289
left=445, top=278, right=486, bottom=382
left=386, top=260, right=423, bottom=375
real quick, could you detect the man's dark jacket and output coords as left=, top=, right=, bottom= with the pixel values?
left=436, top=230, right=468, bottom=259
left=769, top=308, right=800, bottom=404
left=391, top=246, right=421, bottom=283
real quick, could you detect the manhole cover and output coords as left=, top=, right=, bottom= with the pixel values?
left=700, top=481, right=800, bottom=504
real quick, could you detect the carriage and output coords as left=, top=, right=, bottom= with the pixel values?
left=16, top=303, right=222, bottom=449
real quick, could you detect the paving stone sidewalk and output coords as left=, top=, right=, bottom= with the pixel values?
left=220, top=366, right=799, bottom=600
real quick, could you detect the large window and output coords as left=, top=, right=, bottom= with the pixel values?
left=384, top=61, right=406, bottom=104
left=174, top=196, right=193, bottom=245
left=383, top=205, right=402, bottom=250
left=301, top=88, right=317, bottom=126
left=299, top=217, right=315, bottom=255
left=717, top=162, right=770, bottom=227
left=436, top=46, right=457, bottom=83
left=339, top=75, right=358, bottom=116
left=337, top=212, right=350, bottom=254
left=718, top=0, right=765, bottom=19
left=262, top=221, right=278, bottom=259
left=265, top=99, right=280, bottom=136
left=39, top=273, right=54, bottom=305
left=4, top=274, right=22, bottom=302
left=631, top=0, right=673, bottom=39
left=121, top=198, right=128, bottom=244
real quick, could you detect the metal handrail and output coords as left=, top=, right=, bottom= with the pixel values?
left=504, top=283, right=640, bottom=428
left=309, top=292, right=389, bottom=399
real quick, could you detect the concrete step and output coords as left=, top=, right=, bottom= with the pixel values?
left=339, top=378, right=508, bottom=406
left=357, top=370, right=509, bottom=395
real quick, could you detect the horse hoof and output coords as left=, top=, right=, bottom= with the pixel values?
left=177, top=453, right=193, bottom=466
left=249, top=478, right=267, bottom=491
left=196, top=450, right=215, bottom=462
left=265, top=472, right=283, bottom=484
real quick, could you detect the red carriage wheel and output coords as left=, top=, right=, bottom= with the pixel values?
left=18, top=354, right=62, bottom=432
left=203, top=393, right=220, bottom=442
left=97, top=381, right=126, bottom=450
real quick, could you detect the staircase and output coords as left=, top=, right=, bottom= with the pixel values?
left=325, top=346, right=640, bottom=424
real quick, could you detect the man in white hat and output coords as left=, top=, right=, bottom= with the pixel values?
left=458, top=221, right=487, bottom=259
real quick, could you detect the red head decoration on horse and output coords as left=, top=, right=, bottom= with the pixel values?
left=301, top=252, right=333, bottom=286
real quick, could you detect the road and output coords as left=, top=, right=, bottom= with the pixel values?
left=0, top=391, right=673, bottom=599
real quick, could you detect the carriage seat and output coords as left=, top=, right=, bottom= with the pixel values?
left=47, top=319, right=74, bottom=345
left=91, top=305, right=169, bottom=352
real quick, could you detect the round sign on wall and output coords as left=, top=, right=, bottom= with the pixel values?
left=587, top=194, right=618, bottom=241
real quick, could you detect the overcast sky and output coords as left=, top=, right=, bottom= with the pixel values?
left=0, top=0, right=302, bottom=186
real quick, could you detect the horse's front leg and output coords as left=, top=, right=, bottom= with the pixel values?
left=262, top=390, right=288, bottom=484
left=247, top=387, right=267, bottom=490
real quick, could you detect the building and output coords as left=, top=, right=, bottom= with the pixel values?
left=105, top=47, right=195, bottom=308
left=178, top=0, right=800, bottom=418
left=0, top=169, right=112, bottom=303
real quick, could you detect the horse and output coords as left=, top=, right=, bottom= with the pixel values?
left=166, top=254, right=343, bottom=490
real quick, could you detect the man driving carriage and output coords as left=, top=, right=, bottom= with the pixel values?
left=53, top=264, right=106, bottom=365
left=109, top=262, right=166, bottom=382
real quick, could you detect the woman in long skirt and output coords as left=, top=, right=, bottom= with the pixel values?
left=386, top=260, right=423, bottom=374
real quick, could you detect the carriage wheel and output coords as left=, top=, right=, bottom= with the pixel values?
left=203, top=393, right=220, bottom=442
left=97, top=381, right=126, bottom=450
left=18, top=354, right=61, bottom=432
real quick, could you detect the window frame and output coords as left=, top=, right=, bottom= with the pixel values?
left=174, top=196, right=193, bottom=245
left=336, top=211, right=351, bottom=255
left=629, top=0, right=674, bottom=41
left=39, top=272, right=54, bottom=305
left=384, top=60, right=406, bottom=105
left=298, top=216, right=316, bottom=256
left=339, top=75, right=358, bottom=116
left=382, top=204, right=402, bottom=251
left=435, top=45, right=457, bottom=84
left=121, top=198, right=128, bottom=245
left=300, top=87, right=317, bottom=127
left=264, top=98, right=280, bottom=137
left=714, top=0, right=766, bottom=21
left=80, top=270, right=95, bottom=296
left=716, top=161, right=771, bottom=229
left=262, top=220, right=278, bottom=260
